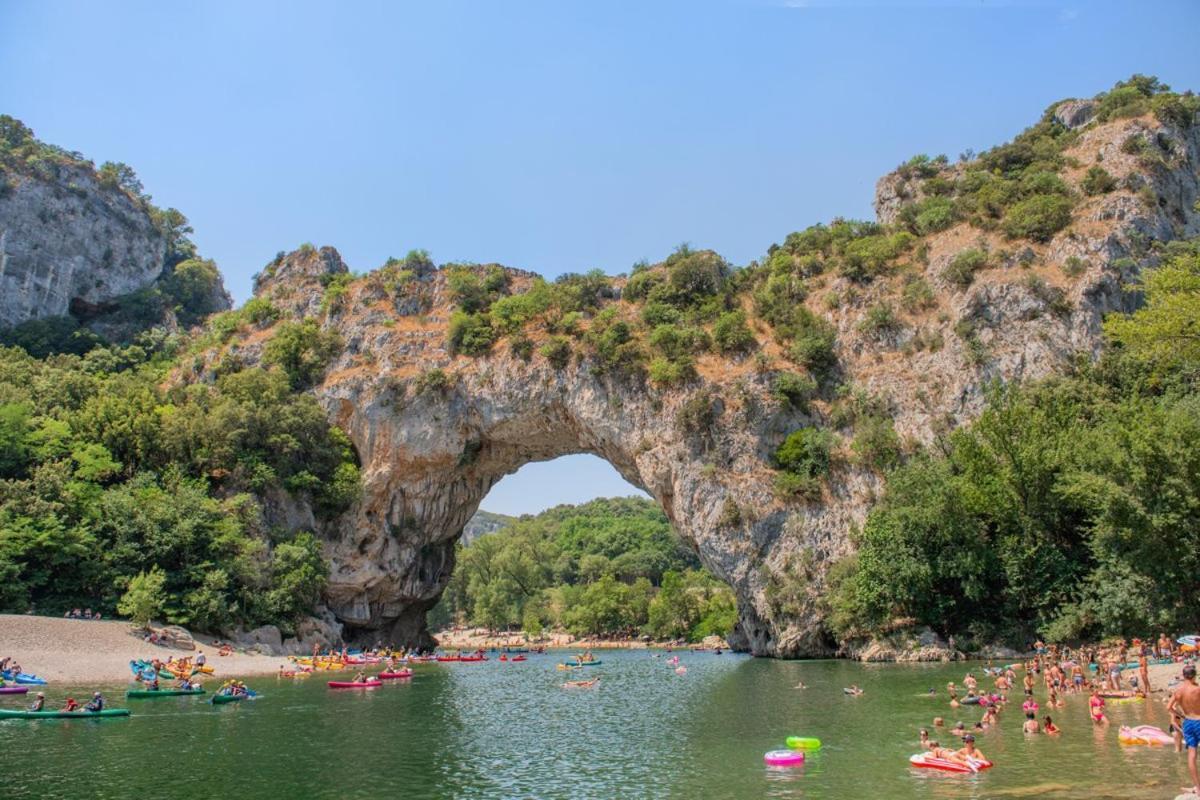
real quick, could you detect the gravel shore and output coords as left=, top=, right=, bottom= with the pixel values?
left=0, top=614, right=286, bottom=685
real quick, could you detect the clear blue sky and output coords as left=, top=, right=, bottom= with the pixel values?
left=3, top=0, right=1198, bottom=514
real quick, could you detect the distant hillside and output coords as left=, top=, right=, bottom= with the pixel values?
left=462, top=509, right=516, bottom=544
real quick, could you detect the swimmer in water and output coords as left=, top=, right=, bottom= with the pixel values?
left=1043, top=715, right=1060, bottom=734
left=1022, top=712, right=1040, bottom=734
left=954, top=734, right=988, bottom=767
left=794, top=681, right=807, bottom=690
left=919, top=729, right=930, bottom=749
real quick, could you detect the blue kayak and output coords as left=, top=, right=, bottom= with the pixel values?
left=1, top=671, right=47, bottom=685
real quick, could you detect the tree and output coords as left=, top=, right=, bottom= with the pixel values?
left=1103, top=245, right=1200, bottom=377
left=118, top=567, right=167, bottom=627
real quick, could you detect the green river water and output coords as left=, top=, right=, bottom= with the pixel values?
left=0, top=651, right=1188, bottom=799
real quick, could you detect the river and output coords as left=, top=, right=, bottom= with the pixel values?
left=0, top=651, right=1188, bottom=798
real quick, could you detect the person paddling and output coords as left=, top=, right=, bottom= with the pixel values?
left=1167, top=664, right=1200, bottom=797
left=85, top=692, right=105, bottom=712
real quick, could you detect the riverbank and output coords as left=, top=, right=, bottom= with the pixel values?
left=433, top=627, right=729, bottom=652
left=0, top=614, right=286, bottom=683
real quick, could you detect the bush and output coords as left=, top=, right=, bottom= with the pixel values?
left=851, top=415, right=902, bottom=471
left=1003, top=195, right=1074, bottom=242
left=648, top=356, right=694, bottom=387
left=539, top=336, right=572, bottom=369
left=415, top=368, right=450, bottom=395
left=261, top=320, right=342, bottom=389
left=900, top=277, right=936, bottom=312
left=774, top=427, right=833, bottom=478
left=447, top=310, right=495, bottom=356
left=163, top=259, right=225, bottom=325
left=904, top=196, right=956, bottom=235
left=1081, top=166, right=1117, bottom=196
left=942, top=248, right=989, bottom=289
left=857, top=302, right=900, bottom=335
left=712, top=311, right=756, bottom=354
left=771, top=372, right=818, bottom=412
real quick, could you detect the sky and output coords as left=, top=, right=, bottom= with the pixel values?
left=3, top=0, right=1199, bottom=514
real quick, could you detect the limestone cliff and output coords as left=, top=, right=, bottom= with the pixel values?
left=0, top=116, right=231, bottom=335
left=193, top=91, right=1200, bottom=656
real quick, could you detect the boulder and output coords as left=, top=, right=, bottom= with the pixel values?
left=155, top=625, right=195, bottom=651
left=1053, top=99, right=1096, bottom=129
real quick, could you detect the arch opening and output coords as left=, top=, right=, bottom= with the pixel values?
left=424, top=454, right=738, bottom=649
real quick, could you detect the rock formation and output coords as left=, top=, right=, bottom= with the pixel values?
left=195, top=97, right=1199, bottom=657
left=0, top=118, right=231, bottom=334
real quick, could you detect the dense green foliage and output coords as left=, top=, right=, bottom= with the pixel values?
left=830, top=240, right=1200, bottom=646
left=0, top=337, right=358, bottom=632
left=430, top=497, right=736, bottom=641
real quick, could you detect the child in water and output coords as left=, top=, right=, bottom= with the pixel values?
left=1043, top=715, right=1060, bottom=734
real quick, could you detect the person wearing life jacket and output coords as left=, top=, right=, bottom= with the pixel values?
left=61, top=697, right=81, bottom=712
left=85, top=692, right=104, bottom=712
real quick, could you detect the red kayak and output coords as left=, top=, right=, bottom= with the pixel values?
left=327, top=680, right=382, bottom=689
left=458, top=656, right=487, bottom=662
left=511, top=656, right=527, bottom=662
left=435, top=656, right=460, bottom=662
left=378, top=670, right=413, bottom=680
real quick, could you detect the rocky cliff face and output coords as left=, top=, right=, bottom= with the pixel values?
left=197, top=101, right=1199, bottom=657
left=0, top=163, right=167, bottom=328
left=0, top=118, right=231, bottom=334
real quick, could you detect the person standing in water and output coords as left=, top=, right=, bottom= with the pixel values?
left=1167, top=664, right=1200, bottom=797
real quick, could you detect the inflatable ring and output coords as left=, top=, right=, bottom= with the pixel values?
left=785, top=736, right=821, bottom=750
left=764, top=749, right=805, bottom=767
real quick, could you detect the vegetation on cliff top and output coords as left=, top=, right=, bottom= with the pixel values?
left=430, top=497, right=737, bottom=642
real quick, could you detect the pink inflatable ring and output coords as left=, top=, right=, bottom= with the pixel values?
left=764, top=749, right=805, bottom=767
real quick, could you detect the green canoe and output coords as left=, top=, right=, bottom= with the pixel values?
left=211, top=692, right=249, bottom=704
left=126, top=688, right=206, bottom=698
left=565, top=660, right=602, bottom=667
left=0, top=708, right=130, bottom=719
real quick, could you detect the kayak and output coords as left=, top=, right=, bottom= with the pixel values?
left=0, top=708, right=130, bottom=720
left=126, top=688, right=206, bottom=698
left=564, top=660, right=601, bottom=667
left=0, top=686, right=29, bottom=695
left=327, top=680, right=382, bottom=689
left=909, top=753, right=992, bottom=773
left=0, top=671, right=46, bottom=685
left=378, top=671, right=413, bottom=680
left=211, top=693, right=249, bottom=704
left=458, top=656, right=487, bottom=663
left=510, top=656, right=527, bottom=662
left=435, top=656, right=460, bottom=663
left=785, top=736, right=822, bottom=751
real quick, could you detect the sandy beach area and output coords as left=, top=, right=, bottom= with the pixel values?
left=0, top=614, right=287, bottom=685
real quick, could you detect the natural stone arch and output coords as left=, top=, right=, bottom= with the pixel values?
left=317, top=345, right=820, bottom=656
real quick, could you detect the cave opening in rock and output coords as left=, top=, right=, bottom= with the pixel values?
left=421, top=453, right=739, bottom=649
